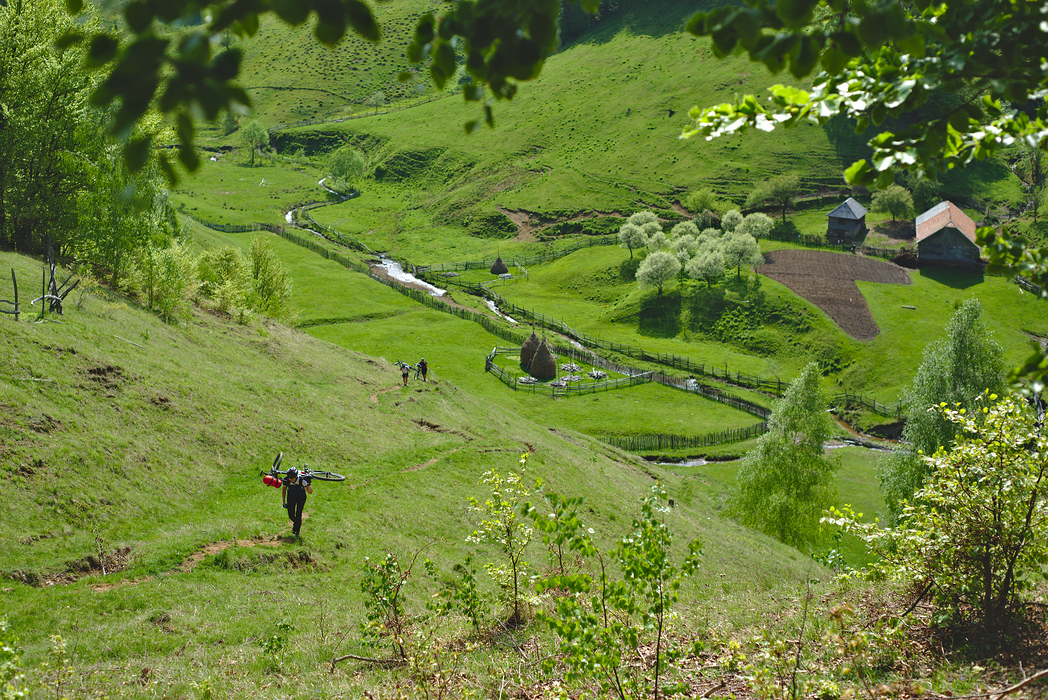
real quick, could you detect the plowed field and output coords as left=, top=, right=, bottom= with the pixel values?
left=758, top=250, right=912, bottom=340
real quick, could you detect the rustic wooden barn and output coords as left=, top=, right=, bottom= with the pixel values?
left=826, top=197, right=868, bottom=241
left=915, top=201, right=981, bottom=266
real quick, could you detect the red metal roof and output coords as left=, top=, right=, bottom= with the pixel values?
left=915, top=201, right=977, bottom=244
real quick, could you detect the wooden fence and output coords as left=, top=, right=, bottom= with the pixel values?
left=485, top=350, right=654, bottom=396
left=602, top=422, right=768, bottom=452
left=1, top=268, right=19, bottom=321
left=417, top=235, right=618, bottom=275
left=828, top=391, right=903, bottom=419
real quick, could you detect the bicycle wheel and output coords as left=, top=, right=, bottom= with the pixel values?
left=305, top=470, right=346, bottom=482
left=272, top=452, right=283, bottom=471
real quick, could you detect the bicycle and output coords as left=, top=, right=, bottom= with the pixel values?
left=395, top=360, right=421, bottom=381
left=261, top=451, right=346, bottom=485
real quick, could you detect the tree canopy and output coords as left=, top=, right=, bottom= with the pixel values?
left=728, top=362, right=840, bottom=548
left=870, top=184, right=915, bottom=222
left=61, top=0, right=593, bottom=181
left=879, top=298, right=1004, bottom=523
left=680, top=0, right=1048, bottom=387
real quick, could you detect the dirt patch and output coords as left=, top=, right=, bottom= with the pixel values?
left=758, top=250, right=911, bottom=341
left=9, top=545, right=133, bottom=588
left=403, top=446, right=467, bottom=472
left=498, top=207, right=538, bottom=242
left=82, top=364, right=125, bottom=395
left=369, top=385, right=403, bottom=404
left=177, top=537, right=284, bottom=573
left=412, top=419, right=471, bottom=441
left=28, top=414, right=61, bottom=434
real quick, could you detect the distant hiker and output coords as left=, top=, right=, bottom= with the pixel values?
left=282, top=467, right=312, bottom=537
left=401, top=363, right=410, bottom=385
left=418, top=358, right=428, bottom=382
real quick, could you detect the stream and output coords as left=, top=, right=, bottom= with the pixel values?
left=375, top=256, right=447, bottom=297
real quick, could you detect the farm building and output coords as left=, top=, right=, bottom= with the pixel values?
left=915, top=201, right=981, bottom=266
left=826, top=197, right=868, bottom=241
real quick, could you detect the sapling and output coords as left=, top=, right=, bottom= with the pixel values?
left=467, top=453, right=537, bottom=625
left=530, top=485, right=703, bottom=700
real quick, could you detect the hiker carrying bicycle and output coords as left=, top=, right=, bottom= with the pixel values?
left=282, top=467, right=313, bottom=537
left=418, top=357, right=428, bottom=382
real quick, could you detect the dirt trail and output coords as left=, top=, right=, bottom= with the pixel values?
left=499, top=207, right=538, bottom=242
left=90, top=536, right=288, bottom=591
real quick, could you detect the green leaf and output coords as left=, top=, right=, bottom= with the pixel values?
left=775, top=0, right=817, bottom=30
left=347, top=0, right=380, bottom=42
left=212, top=49, right=242, bottom=81
left=789, top=35, right=821, bottom=79
left=844, top=159, right=873, bottom=185
left=272, top=0, right=310, bottom=26
left=124, top=1, right=153, bottom=33
left=123, top=136, right=152, bottom=172
left=86, top=34, right=118, bottom=68
left=158, top=153, right=178, bottom=187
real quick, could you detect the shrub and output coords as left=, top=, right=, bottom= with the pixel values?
left=128, top=240, right=197, bottom=322
left=827, top=394, right=1048, bottom=634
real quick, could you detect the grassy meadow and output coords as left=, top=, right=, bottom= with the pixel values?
left=4, top=0, right=1048, bottom=696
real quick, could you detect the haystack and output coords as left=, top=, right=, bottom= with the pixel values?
left=519, top=331, right=541, bottom=371
left=490, top=256, right=508, bottom=275
left=529, top=341, right=557, bottom=380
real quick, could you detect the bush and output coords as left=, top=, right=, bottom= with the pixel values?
left=827, top=394, right=1048, bottom=635
left=129, top=240, right=197, bottom=322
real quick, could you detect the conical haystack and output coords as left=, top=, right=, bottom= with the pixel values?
left=490, top=256, right=508, bottom=275
left=529, top=340, right=557, bottom=380
left=519, top=331, right=541, bottom=371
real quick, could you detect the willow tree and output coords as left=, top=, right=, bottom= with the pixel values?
left=728, top=362, right=840, bottom=548
left=879, top=299, right=1004, bottom=523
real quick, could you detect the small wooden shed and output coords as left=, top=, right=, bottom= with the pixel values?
left=915, top=201, right=981, bottom=266
left=827, top=197, right=868, bottom=241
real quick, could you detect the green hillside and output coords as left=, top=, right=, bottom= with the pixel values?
left=4, top=1, right=1047, bottom=697
left=0, top=248, right=819, bottom=698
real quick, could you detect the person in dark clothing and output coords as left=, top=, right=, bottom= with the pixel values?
left=282, top=467, right=313, bottom=537
left=418, top=357, right=428, bottom=382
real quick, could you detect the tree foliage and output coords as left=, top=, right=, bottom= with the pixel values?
left=529, top=486, right=702, bottom=700
left=685, top=248, right=724, bottom=288
left=828, top=394, right=1048, bottom=634
left=720, top=209, right=743, bottom=233
left=238, top=120, right=269, bottom=167
left=327, top=145, right=367, bottom=190
left=636, top=251, right=680, bottom=295
left=870, top=184, right=914, bottom=222
left=728, top=362, right=840, bottom=548
left=720, top=230, right=763, bottom=281
left=737, top=212, right=774, bottom=240
left=466, top=453, right=536, bottom=623
left=880, top=299, right=1004, bottom=522
left=745, top=174, right=800, bottom=222
left=680, top=0, right=1048, bottom=387
left=617, top=222, right=646, bottom=259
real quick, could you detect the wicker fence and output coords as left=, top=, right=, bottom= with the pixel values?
left=417, top=235, right=618, bottom=276
left=602, top=423, right=768, bottom=452
left=485, top=350, right=654, bottom=396
left=829, top=391, right=903, bottom=419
